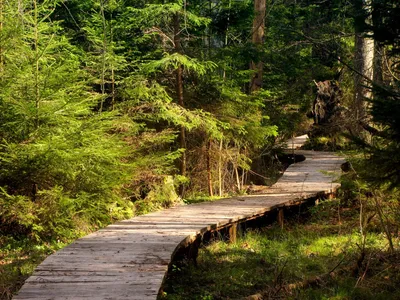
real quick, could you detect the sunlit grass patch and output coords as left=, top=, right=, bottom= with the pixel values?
left=162, top=200, right=399, bottom=300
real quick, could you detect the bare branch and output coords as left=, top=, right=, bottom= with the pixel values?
left=144, top=27, right=175, bottom=48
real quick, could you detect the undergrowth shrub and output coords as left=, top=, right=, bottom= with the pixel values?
left=0, top=132, right=136, bottom=242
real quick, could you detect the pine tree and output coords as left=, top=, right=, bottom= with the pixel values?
left=126, top=0, right=224, bottom=196
left=81, top=0, right=127, bottom=112
left=0, top=0, right=135, bottom=241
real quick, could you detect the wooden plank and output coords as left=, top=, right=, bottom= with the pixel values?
left=14, top=136, right=345, bottom=300
left=25, top=273, right=165, bottom=284
left=13, top=282, right=159, bottom=299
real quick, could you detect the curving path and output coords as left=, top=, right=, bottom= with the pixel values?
left=14, top=136, right=345, bottom=300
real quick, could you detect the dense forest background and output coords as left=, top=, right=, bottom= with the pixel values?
left=0, top=0, right=399, bottom=259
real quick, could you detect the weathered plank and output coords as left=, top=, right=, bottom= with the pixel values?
left=14, top=136, right=345, bottom=300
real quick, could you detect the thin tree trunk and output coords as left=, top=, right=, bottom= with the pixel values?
left=33, top=0, right=40, bottom=128
left=223, top=0, right=231, bottom=80
left=174, top=13, right=186, bottom=197
left=250, top=0, right=266, bottom=93
left=99, top=0, right=107, bottom=113
left=177, top=63, right=186, bottom=178
left=225, top=0, right=231, bottom=47
left=208, top=0, right=212, bottom=58
left=111, top=68, right=115, bottom=110
left=110, top=14, right=115, bottom=111
left=207, top=139, right=213, bottom=197
left=241, top=147, right=248, bottom=187
left=218, top=138, right=223, bottom=197
left=0, top=0, right=3, bottom=75
left=235, top=166, right=241, bottom=192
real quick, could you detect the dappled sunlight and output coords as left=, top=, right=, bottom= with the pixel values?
left=163, top=212, right=400, bottom=299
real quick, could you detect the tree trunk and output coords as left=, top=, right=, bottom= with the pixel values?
left=250, top=0, right=266, bottom=93
left=223, top=0, right=231, bottom=80
left=33, top=0, right=40, bottom=128
left=99, top=0, right=107, bottom=113
left=353, top=0, right=374, bottom=122
left=0, top=0, right=3, bottom=75
left=110, top=13, right=115, bottom=111
left=373, top=42, right=384, bottom=85
left=235, top=165, right=241, bottom=192
left=207, top=139, right=214, bottom=197
left=174, top=13, right=187, bottom=197
left=218, top=138, right=223, bottom=197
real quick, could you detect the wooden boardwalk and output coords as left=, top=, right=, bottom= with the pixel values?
left=14, top=136, right=345, bottom=300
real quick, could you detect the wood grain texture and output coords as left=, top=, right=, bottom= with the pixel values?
left=14, top=136, right=345, bottom=300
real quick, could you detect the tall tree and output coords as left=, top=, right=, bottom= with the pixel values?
left=81, top=0, right=126, bottom=113
left=173, top=12, right=187, bottom=195
left=250, top=0, right=266, bottom=93
left=354, top=0, right=400, bottom=187
left=353, top=0, right=374, bottom=123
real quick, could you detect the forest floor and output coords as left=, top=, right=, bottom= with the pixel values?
left=0, top=237, right=68, bottom=300
left=162, top=199, right=400, bottom=300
